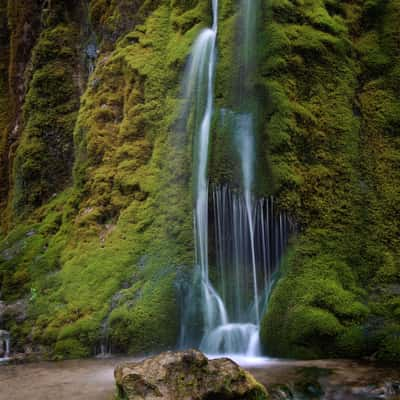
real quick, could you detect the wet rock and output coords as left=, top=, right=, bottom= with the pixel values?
left=1, top=237, right=27, bottom=261
left=268, top=384, right=294, bottom=400
left=86, top=43, right=97, bottom=59
left=387, top=382, right=400, bottom=396
left=1, top=248, right=15, bottom=261
left=387, top=284, right=400, bottom=296
left=351, top=381, right=400, bottom=399
left=268, top=380, right=323, bottom=400
left=115, top=349, right=269, bottom=400
left=292, top=367, right=326, bottom=399
left=0, top=299, right=28, bottom=323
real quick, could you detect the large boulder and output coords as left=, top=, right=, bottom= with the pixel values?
left=114, top=350, right=269, bottom=400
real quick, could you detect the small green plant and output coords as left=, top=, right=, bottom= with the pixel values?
left=30, top=287, right=38, bottom=302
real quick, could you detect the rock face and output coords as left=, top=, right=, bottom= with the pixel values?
left=114, top=350, right=269, bottom=400
left=0, top=300, right=27, bottom=323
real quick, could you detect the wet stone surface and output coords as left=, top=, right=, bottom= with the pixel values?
left=248, top=359, right=400, bottom=400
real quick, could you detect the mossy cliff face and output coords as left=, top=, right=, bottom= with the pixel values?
left=0, top=0, right=399, bottom=362
left=0, top=0, right=205, bottom=358
left=0, top=0, right=40, bottom=219
left=0, top=0, right=9, bottom=208
left=260, top=0, right=400, bottom=362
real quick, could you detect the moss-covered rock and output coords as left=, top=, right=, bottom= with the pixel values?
left=260, top=0, right=400, bottom=362
left=0, top=0, right=203, bottom=358
left=0, top=0, right=10, bottom=213
left=114, top=350, right=269, bottom=400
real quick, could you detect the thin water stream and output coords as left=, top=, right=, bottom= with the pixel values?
left=180, top=0, right=230, bottom=351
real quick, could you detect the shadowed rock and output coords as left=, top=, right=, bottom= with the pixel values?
left=114, top=350, right=269, bottom=400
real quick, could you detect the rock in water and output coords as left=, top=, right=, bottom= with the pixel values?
left=114, top=350, right=269, bottom=400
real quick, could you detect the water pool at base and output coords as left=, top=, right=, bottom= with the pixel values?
left=0, top=356, right=399, bottom=400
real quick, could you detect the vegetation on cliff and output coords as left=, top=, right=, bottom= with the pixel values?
left=0, top=0, right=399, bottom=362
left=0, top=0, right=202, bottom=358
left=260, top=0, right=400, bottom=362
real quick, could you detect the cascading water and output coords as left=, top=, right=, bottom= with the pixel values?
left=198, top=0, right=266, bottom=356
left=0, top=330, right=10, bottom=360
left=205, top=186, right=294, bottom=355
left=95, top=318, right=111, bottom=357
left=194, top=0, right=228, bottom=339
left=191, top=1, right=227, bottom=336
left=212, top=0, right=262, bottom=354
left=180, top=0, right=294, bottom=358
left=5, top=336, right=10, bottom=358
left=179, top=0, right=227, bottom=348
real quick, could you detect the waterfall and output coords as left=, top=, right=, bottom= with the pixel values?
left=234, top=114, right=259, bottom=324
left=191, top=1, right=229, bottom=338
left=0, top=330, right=10, bottom=360
left=204, top=185, right=294, bottom=355
left=179, top=0, right=294, bottom=357
left=198, top=0, right=227, bottom=335
left=5, top=336, right=10, bottom=358
left=179, top=0, right=228, bottom=348
left=95, top=318, right=111, bottom=358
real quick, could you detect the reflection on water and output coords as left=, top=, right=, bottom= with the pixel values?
left=0, top=356, right=399, bottom=400
left=0, top=357, right=128, bottom=400
left=247, top=358, right=400, bottom=400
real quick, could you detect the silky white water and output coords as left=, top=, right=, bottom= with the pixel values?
left=0, top=331, right=10, bottom=361
left=191, top=0, right=229, bottom=337
left=179, top=0, right=293, bottom=359
left=235, top=113, right=259, bottom=324
left=198, top=0, right=264, bottom=357
left=179, top=0, right=229, bottom=347
left=5, top=336, right=10, bottom=357
left=203, top=186, right=293, bottom=356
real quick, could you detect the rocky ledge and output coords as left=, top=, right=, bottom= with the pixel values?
left=114, top=350, right=269, bottom=400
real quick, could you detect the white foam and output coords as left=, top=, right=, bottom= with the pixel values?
left=206, top=353, right=278, bottom=368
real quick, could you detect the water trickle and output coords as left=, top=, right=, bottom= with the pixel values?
left=0, top=330, right=10, bottom=360
left=96, top=318, right=112, bottom=358
left=5, top=336, right=10, bottom=358
left=179, top=0, right=226, bottom=349
left=234, top=113, right=259, bottom=324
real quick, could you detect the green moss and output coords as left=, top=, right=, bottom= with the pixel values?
left=260, top=0, right=400, bottom=363
left=54, top=338, right=91, bottom=360
left=356, top=32, right=391, bottom=73
left=12, top=22, right=80, bottom=217
left=108, top=266, right=179, bottom=353
left=377, top=325, right=400, bottom=362
left=261, top=237, right=369, bottom=358
left=336, top=325, right=367, bottom=358
left=0, top=0, right=10, bottom=214
left=1, top=0, right=399, bottom=363
left=0, top=0, right=204, bottom=358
